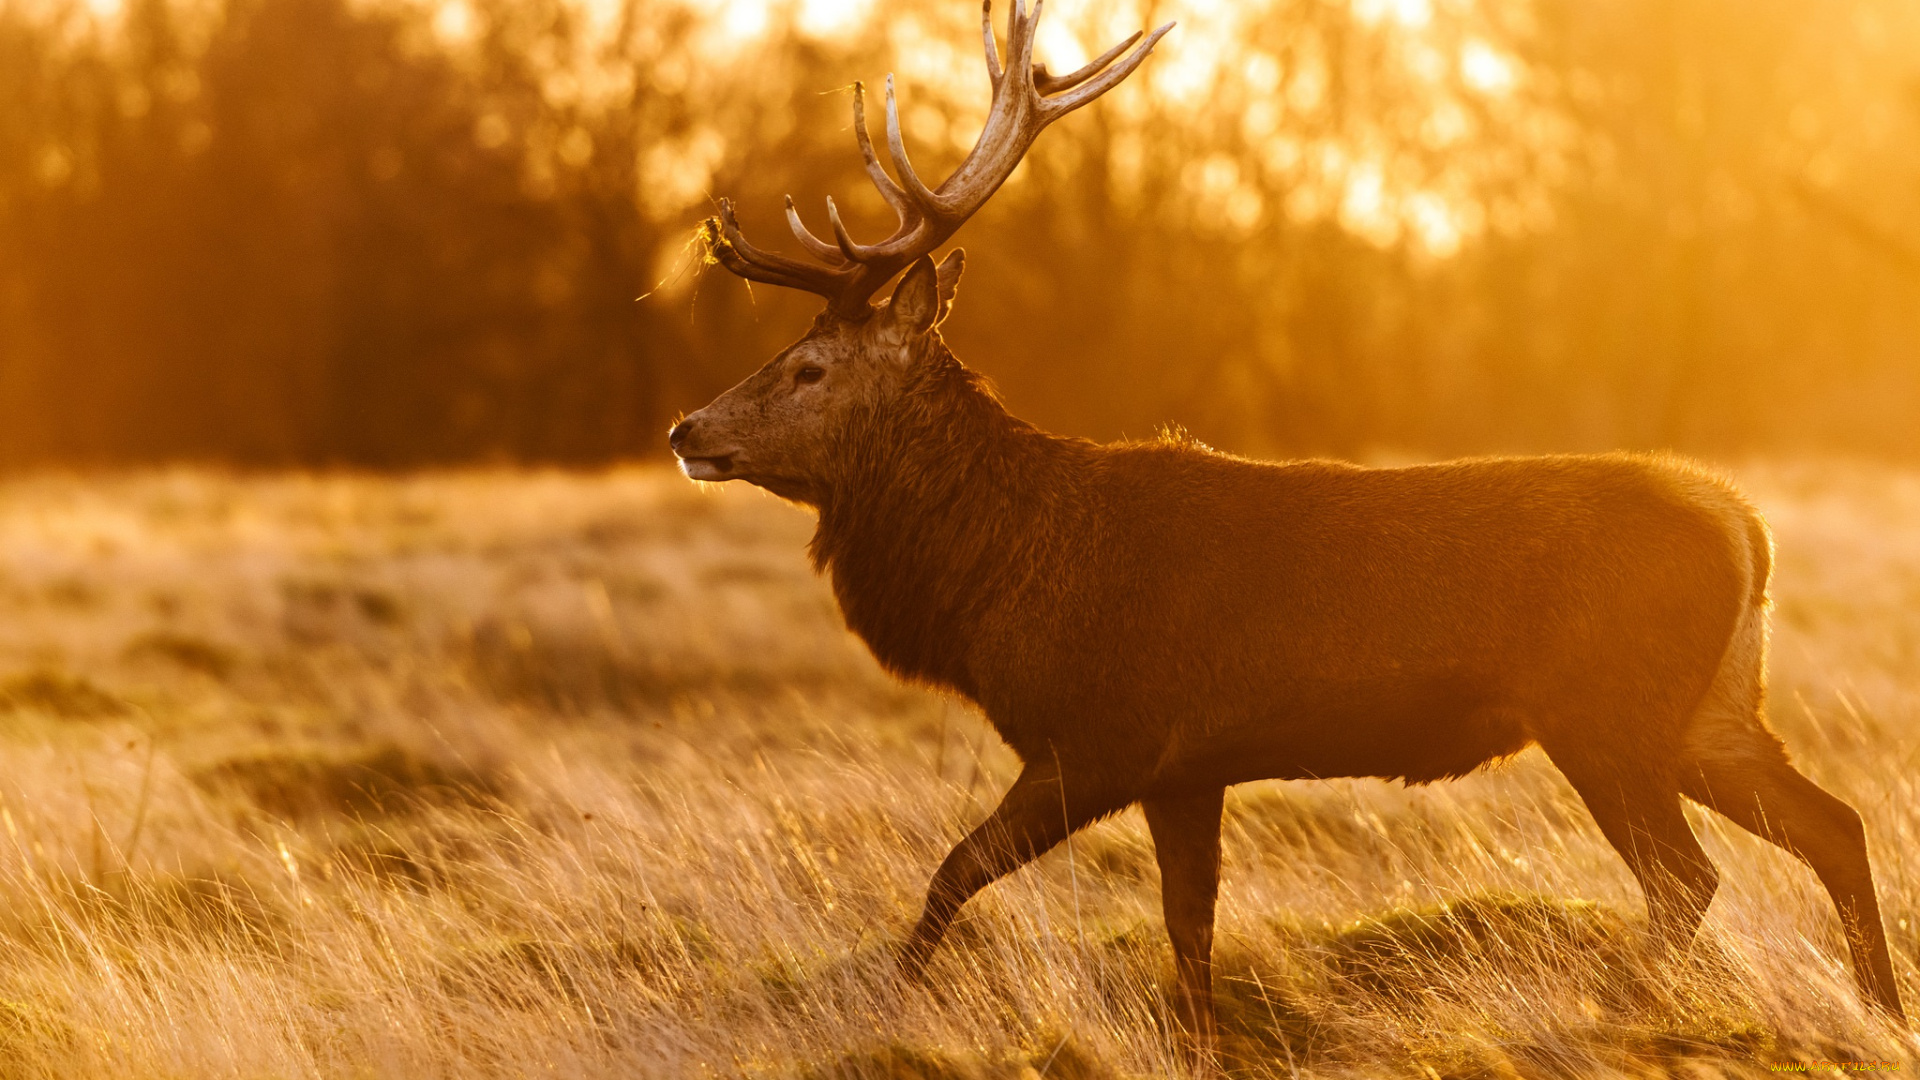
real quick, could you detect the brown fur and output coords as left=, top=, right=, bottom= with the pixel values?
left=672, top=261, right=1905, bottom=1055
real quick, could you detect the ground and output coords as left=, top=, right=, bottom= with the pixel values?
left=0, top=461, right=1913, bottom=1077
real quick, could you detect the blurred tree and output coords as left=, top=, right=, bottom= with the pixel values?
left=1, top=0, right=1918, bottom=466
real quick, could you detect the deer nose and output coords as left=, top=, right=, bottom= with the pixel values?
left=668, top=418, right=695, bottom=452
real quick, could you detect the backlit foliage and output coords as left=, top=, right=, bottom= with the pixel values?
left=1, top=0, right=1919, bottom=463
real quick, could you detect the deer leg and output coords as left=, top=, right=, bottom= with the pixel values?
left=1143, top=788, right=1226, bottom=1066
left=1552, top=755, right=1719, bottom=953
left=1682, top=752, right=1905, bottom=1018
left=897, top=761, right=1128, bottom=979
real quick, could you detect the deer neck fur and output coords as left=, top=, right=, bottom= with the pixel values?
left=809, top=346, right=1083, bottom=698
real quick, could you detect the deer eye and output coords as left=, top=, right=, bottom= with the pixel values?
left=795, top=365, right=826, bottom=386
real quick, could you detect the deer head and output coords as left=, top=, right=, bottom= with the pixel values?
left=670, top=0, right=1172, bottom=504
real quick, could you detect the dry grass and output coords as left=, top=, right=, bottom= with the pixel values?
left=0, top=462, right=1913, bottom=1077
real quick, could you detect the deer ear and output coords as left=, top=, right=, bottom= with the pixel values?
left=933, top=249, right=964, bottom=325
left=884, top=256, right=942, bottom=338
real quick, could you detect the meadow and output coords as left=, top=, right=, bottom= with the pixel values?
left=0, top=461, right=1914, bottom=1078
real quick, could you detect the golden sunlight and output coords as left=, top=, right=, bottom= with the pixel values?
left=9, top=0, right=1920, bottom=1074
left=794, top=0, right=870, bottom=38
left=1460, top=39, right=1517, bottom=95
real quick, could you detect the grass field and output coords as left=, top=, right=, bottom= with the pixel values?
left=0, top=462, right=1914, bottom=1077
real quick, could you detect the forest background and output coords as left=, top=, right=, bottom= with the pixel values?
left=5, top=0, right=1920, bottom=468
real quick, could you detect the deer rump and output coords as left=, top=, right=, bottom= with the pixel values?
left=847, top=449, right=1760, bottom=795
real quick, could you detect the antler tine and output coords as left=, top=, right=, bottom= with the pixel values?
left=850, top=82, right=913, bottom=221
left=882, top=74, right=944, bottom=212
left=1007, top=0, right=1042, bottom=92
left=825, top=197, right=877, bottom=263
left=783, top=196, right=847, bottom=265
left=1039, top=21, right=1174, bottom=120
left=921, top=5, right=1153, bottom=225
left=706, top=2, right=1171, bottom=317
left=981, top=1, right=1003, bottom=89
left=1032, top=31, right=1142, bottom=95
left=708, top=199, right=846, bottom=297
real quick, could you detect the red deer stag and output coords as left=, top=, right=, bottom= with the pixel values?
left=671, top=0, right=1906, bottom=1052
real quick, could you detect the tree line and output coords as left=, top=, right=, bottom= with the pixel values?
left=2, top=0, right=1917, bottom=466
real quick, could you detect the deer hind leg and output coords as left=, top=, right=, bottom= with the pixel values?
left=897, top=760, right=1130, bottom=980
left=1551, top=752, right=1720, bottom=952
left=1680, top=740, right=1905, bottom=1018
left=1676, top=606, right=1905, bottom=1018
left=1143, top=788, right=1226, bottom=1065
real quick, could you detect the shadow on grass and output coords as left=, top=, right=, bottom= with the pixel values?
left=122, top=630, right=238, bottom=680
left=9, top=871, right=293, bottom=958
left=190, top=745, right=506, bottom=821
left=1226, top=892, right=1775, bottom=1077
left=0, top=670, right=129, bottom=720
left=438, top=913, right=723, bottom=1009
left=1322, top=893, right=1635, bottom=999
left=462, top=619, right=850, bottom=714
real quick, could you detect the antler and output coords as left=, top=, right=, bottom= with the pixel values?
left=706, top=0, right=1174, bottom=318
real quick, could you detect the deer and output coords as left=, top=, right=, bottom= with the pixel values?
left=669, top=0, right=1907, bottom=1057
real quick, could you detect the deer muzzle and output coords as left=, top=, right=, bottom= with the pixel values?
left=668, top=415, right=741, bottom=481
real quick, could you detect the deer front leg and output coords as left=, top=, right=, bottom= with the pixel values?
left=898, top=760, right=1129, bottom=979
left=1143, top=788, right=1226, bottom=1066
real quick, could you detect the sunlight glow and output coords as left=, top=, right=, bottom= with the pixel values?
left=332, top=0, right=1555, bottom=259
left=1461, top=40, right=1516, bottom=95
left=719, top=0, right=769, bottom=42
left=431, top=0, right=474, bottom=45
left=1353, top=0, right=1431, bottom=29
left=1406, top=191, right=1462, bottom=256
left=1341, top=163, right=1401, bottom=247
left=1243, top=52, right=1281, bottom=95
left=578, top=0, right=623, bottom=39
left=795, top=0, right=870, bottom=39
left=1036, top=17, right=1091, bottom=75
